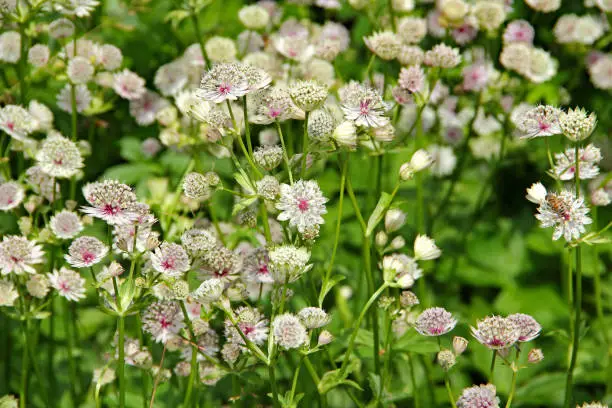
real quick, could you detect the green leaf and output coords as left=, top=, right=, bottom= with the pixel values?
left=514, top=373, right=565, bottom=406
left=318, top=274, right=345, bottom=307
left=118, top=137, right=145, bottom=162
left=232, top=196, right=257, bottom=216
left=103, top=163, right=163, bottom=184
left=365, top=192, right=393, bottom=237
left=394, top=331, right=439, bottom=354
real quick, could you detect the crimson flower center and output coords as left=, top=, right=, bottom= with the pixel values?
left=298, top=199, right=309, bottom=212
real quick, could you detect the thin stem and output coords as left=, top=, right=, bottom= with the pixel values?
left=323, top=156, right=347, bottom=286
left=260, top=203, right=273, bottom=243
left=445, top=376, right=457, bottom=408
left=18, top=22, right=28, bottom=104
left=340, top=282, right=389, bottom=376
left=149, top=346, right=167, bottom=408
left=190, top=11, right=210, bottom=68
left=490, top=350, right=497, bottom=383
left=64, top=300, right=78, bottom=407
left=565, top=142, right=583, bottom=408
left=227, top=100, right=262, bottom=177
left=289, top=356, right=304, bottom=403
left=118, top=315, right=126, bottom=408
left=180, top=301, right=199, bottom=407
left=505, top=349, right=521, bottom=408
left=70, top=84, right=78, bottom=141
left=275, top=121, right=294, bottom=184
left=365, top=54, right=376, bottom=85
left=242, top=96, right=254, bottom=159
left=268, top=364, right=281, bottom=408
left=301, top=111, right=309, bottom=178
left=363, top=232, right=381, bottom=376
left=408, top=353, right=420, bottom=408
left=20, top=321, right=29, bottom=408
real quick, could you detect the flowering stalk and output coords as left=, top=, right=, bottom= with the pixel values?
left=564, top=142, right=584, bottom=408
left=301, top=111, right=309, bottom=178
left=179, top=301, right=199, bottom=408
left=339, top=282, right=390, bottom=377
left=190, top=10, right=210, bottom=68
left=117, top=314, right=126, bottom=408
left=275, top=121, right=294, bottom=184
left=322, top=156, right=347, bottom=290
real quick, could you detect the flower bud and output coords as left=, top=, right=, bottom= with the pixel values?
left=65, top=200, right=78, bottom=211
left=528, top=348, right=544, bottom=364
left=318, top=330, right=334, bottom=346
left=193, top=278, right=224, bottom=303
left=410, top=149, right=434, bottom=172
left=172, top=280, right=190, bottom=300
left=375, top=231, right=388, bottom=248
left=399, top=162, right=415, bottom=181
left=18, top=217, right=32, bottom=236
left=437, top=349, right=456, bottom=371
left=135, top=277, right=146, bottom=288
left=146, top=235, right=160, bottom=251
left=453, top=336, right=468, bottom=355
left=400, top=291, right=419, bottom=308
left=385, top=208, right=406, bottom=233
left=107, top=261, right=124, bottom=277
left=414, top=235, right=442, bottom=261
left=389, top=236, right=406, bottom=250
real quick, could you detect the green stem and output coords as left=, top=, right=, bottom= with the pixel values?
left=301, top=111, right=309, bottom=178
left=260, top=203, right=272, bottom=243
left=268, top=364, right=281, bottom=408
left=190, top=11, right=210, bottom=68
left=118, top=315, right=126, bottom=408
left=70, top=84, right=78, bottom=141
left=565, top=143, right=583, bottom=408
left=18, top=22, right=27, bottom=104
left=275, top=121, right=294, bottom=184
left=323, top=156, right=347, bottom=287
left=65, top=300, right=78, bottom=407
left=180, top=301, right=199, bottom=407
left=242, top=96, right=254, bottom=159
left=408, top=353, right=420, bottom=408
left=289, top=356, right=304, bottom=403
left=445, top=375, right=457, bottom=408
left=20, top=321, right=29, bottom=408
left=490, top=350, right=497, bottom=383
left=227, top=100, right=262, bottom=177
left=340, top=282, right=389, bottom=376
left=365, top=54, right=376, bottom=85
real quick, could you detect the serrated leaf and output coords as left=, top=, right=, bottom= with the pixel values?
left=365, top=192, right=393, bottom=237
left=232, top=196, right=258, bottom=216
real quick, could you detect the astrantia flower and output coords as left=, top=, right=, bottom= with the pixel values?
left=0, top=236, right=44, bottom=275
left=67, top=56, right=94, bottom=84
left=150, top=242, right=191, bottom=278
left=456, top=384, right=500, bottom=408
left=81, top=180, right=138, bottom=224
left=340, top=84, right=391, bottom=128
left=57, top=84, right=91, bottom=113
left=578, top=403, right=609, bottom=408
left=99, top=44, right=122, bottom=70
left=424, top=43, right=461, bottom=68
left=414, top=235, right=441, bottom=260
left=503, top=20, right=535, bottom=44
left=26, top=274, right=50, bottom=298
left=517, top=105, right=561, bottom=139
left=225, top=306, right=269, bottom=346
left=50, top=210, right=83, bottom=239
left=298, top=307, right=330, bottom=329
left=36, top=134, right=84, bottom=178
left=205, top=36, right=237, bottom=63
left=398, top=66, right=425, bottom=94
left=113, top=69, right=146, bottom=100
left=197, top=63, right=249, bottom=103
left=154, top=61, right=188, bottom=97
left=553, top=144, right=601, bottom=181
left=524, top=0, right=560, bottom=12
left=48, top=267, right=86, bottom=302
left=0, top=181, right=24, bottom=211
left=525, top=182, right=547, bottom=204
left=277, top=180, right=327, bottom=233
left=471, top=315, right=520, bottom=349
left=0, top=279, right=18, bottom=306
left=534, top=190, right=592, bottom=241
left=49, top=18, right=75, bottom=39
left=0, top=105, right=36, bottom=141
left=28, top=100, right=54, bottom=131
left=241, top=63, right=272, bottom=92
left=272, top=313, right=308, bottom=349
left=289, top=80, right=328, bottom=112
left=55, top=0, right=100, bottom=17
left=181, top=228, right=217, bottom=258
left=252, top=87, right=300, bottom=124
left=364, top=31, right=401, bottom=60
left=272, top=35, right=315, bottom=62
left=192, top=278, right=224, bottom=303
left=254, top=146, right=283, bottom=171
left=507, top=313, right=541, bottom=342
left=559, top=108, right=597, bottom=142
left=238, top=4, right=270, bottom=29
left=243, top=247, right=273, bottom=283
left=0, top=31, right=20, bottom=63
left=381, top=253, right=422, bottom=288
left=525, top=48, right=557, bottom=84
left=589, top=55, right=612, bottom=90
left=268, top=245, right=312, bottom=283
left=428, top=144, right=457, bottom=177
left=129, top=91, right=169, bottom=126
left=415, top=307, right=457, bottom=336
left=142, top=302, right=185, bottom=343
left=65, top=236, right=108, bottom=268
left=462, top=64, right=490, bottom=92
left=28, top=44, right=50, bottom=67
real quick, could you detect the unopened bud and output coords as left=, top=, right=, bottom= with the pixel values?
left=528, top=348, right=544, bottom=364
left=38, top=228, right=52, bottom=242
left=135, top=277, right=146, bottom=288
left=389, top=236, right=406, bottom=250
left=107, top=261, right=124, bottom=277
left=437, top=349, right=456, bottom=371
left=399, top=162, right=414, bottom=181
left=172, top=280, right=190, bottom=300
left=385, top=208, right=406, bottom=232
left=146, top=235, right=160, bottom=251
left=375, top=231, right=388, bottom=248
left=65, top=200, right=78, bottom=211
left=453, top=336, right=468, bottom=355
left=116, top=238, right=129, bottom=252
left=82, top=215, right=94, bottom=225
left=18, top=217, right=32, bottom=236
left=400, top=291, right=419, bottom=308
left=205, top=171, right=220, bottom=187
left=318, top=330, right=334, bottom=346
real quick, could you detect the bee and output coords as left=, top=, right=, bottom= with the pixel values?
left=545, top=193, right=571, bottom=220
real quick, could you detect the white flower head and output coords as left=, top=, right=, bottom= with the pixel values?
left=48, top=267, right=86, bottom=302
left=0, top=236, right=44, bottom=275
left=276, top=180, right=327, bottom=233
left=525, top=182, right=547, bottom=204
left=414, top=235, right=441, bottom=261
